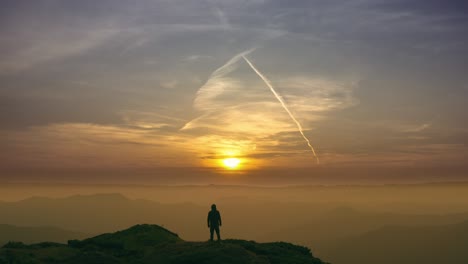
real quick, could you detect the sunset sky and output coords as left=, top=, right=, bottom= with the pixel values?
left=1, top=0, right=467, bottom=183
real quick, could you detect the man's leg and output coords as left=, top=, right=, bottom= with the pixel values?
left=215, top=226, right=221, bottom=241
left=210, top=226, right=214, bottom=241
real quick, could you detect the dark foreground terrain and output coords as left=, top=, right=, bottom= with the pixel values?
left=0, top=224, right=327, bottom=264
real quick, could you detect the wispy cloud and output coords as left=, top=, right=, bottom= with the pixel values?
left=181, top=49, right=357, bottom=163
left=401, top=123, right=432, bottom=133
left=0, top=22, right=119, bottom=74
left=1, top=122, right=197, bottom=168
left=213, top=7, right=231, bottom=30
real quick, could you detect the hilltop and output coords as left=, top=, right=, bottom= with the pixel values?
left=0, top=224, right=327, bottom=264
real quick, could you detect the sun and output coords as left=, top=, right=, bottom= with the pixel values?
left=222, top=158, right=241, bottom=169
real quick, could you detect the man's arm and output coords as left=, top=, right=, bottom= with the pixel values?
left=207, top=212, right=210, bottom=227
left=218, top=211, right=222, bottom=226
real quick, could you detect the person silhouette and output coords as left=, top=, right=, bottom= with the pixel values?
left=207, top=204, right=222, bottom=241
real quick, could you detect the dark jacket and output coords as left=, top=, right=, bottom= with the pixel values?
left=207, top=210, right=222, bottom=227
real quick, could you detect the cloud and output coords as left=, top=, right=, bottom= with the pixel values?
left=0, top=122, right=198, bottom=168
left=213, top=7, right=231, bottom=30
left=0, top=30, right=117, bottom=74
left=185, top=50, right=357, bottom=131
left=0, top=15, right=119, bottom=74
left=180, top=49, right=358, bottom=162
left=401, top=123, right=432, bottom=133
left=120, top=110, right=185, bottom=130
left=1, top=0, right=466, bottom=171
left=274, top=77, right=359, bottom=116
left=183, top=55, right=215, bottom=62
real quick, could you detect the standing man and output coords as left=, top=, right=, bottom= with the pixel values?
left=207, top=204, right=222, bottom=241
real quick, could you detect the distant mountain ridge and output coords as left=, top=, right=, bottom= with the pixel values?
left=0, top=193, right=206, bottom=236
left=322, top=220, right=468, bottom=264
left=0, top=224, right=328, bottom=264
left=262, top=206, right=468, bottom=246
left=0, top=224, right=89, bottom=246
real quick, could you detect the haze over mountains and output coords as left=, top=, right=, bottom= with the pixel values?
left=1, top=183, right=468, bottom=264
left=325, top=220, right=468, bottom=264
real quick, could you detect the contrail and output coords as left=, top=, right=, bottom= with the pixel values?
left=242, top=55, right=320, bottom=164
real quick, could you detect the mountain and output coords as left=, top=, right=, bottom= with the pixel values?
left=0, top=224, right=89, bottom=246
left=0, top=193, right=207, bottom=238
left=0, top=224, right=328, bottom=264
left=3, top=193, right=468, bottom=244
left=261, top=206, right=468, bottom=249
left=322, top=220, right=468, bottom=264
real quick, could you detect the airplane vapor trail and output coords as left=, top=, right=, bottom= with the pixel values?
left=242, top=55, right=320, bottom=164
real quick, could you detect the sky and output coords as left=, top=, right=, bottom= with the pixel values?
left=1, top=0, right=467, bottom=183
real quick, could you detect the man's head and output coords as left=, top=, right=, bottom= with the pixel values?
left=211, top=204, right=217, bottom=210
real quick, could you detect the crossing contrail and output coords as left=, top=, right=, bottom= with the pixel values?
left=242, top=55, right=320, bottom=164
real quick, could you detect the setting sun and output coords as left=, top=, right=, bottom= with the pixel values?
left=222, top=158, right=241, bottom=169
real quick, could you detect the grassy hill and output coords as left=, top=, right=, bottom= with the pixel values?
left=0, top=224, right=89, bottom=246
left=0, top=224, right=328, bottom=264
